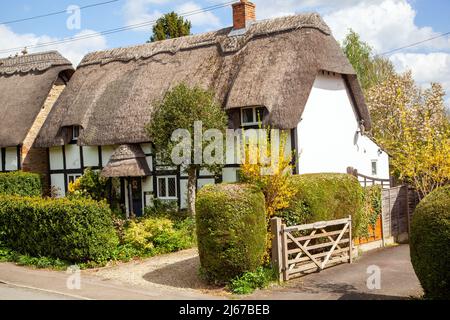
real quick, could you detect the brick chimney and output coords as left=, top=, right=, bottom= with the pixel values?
left=232, top=0, right=256, bottom=30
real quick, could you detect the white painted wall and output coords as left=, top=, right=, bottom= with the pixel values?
left=83, top=146, right=100, bottom=167
left=101, top=145, right=116, bottom=167
left=51, top=173, right=65, bottom=198
left=49, top=147, right=64, bottom=170
left=65, top=144, right=80, bottom=170
left=296, top=72, right=389, bottom=179
left=4, top=148, right=17, bottom=171
left=222, top=167, right=239, bottom=183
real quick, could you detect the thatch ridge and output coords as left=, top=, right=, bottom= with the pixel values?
left=36, top=13, right=371, bottom=148
left=0, top=51, right=72, bottom=75
left=0, top=51, right=73, bottom=148
left=79, top=13, right=331, bottom=67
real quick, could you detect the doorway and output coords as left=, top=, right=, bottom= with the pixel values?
left=129, top=177, right=143, bottom=217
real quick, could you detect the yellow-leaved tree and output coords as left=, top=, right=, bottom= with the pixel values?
left=366, top=72, right=450, bottom=198
left=240, top=128, right=296, bottom=218
left=239, top=127, right=296, bottom=262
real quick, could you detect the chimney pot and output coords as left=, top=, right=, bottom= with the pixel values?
left=232, top=0, right=256, bottom=30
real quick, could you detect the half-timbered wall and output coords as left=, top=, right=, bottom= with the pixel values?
left=48, top=142, right=220, bottom=210
left=0, top=147, right=21, bottom=172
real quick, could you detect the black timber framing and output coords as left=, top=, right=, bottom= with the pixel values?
left=1, top=148, right=5, bottom=172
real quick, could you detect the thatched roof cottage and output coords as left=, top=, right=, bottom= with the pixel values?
left=36, top=0, right=389, bottom=216
left=0, top=51, right=73, bottom=186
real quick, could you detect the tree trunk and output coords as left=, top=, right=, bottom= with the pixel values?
left=187, top=167, right=197, bottom=217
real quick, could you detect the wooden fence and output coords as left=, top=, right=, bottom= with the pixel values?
left=382, top=185, right=419, bottom=242
left=271, top=217, right=352, bottom=282
left=347, top=167, right=391, bottom=189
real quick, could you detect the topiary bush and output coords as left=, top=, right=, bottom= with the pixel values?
left=0, top=195, right=118, bottom=263
left=280, top=174, right=365, bottom=236
left=0, top=171, right=42, bottom=196
left=196, top=184, right=267, bottom=284
left=410, top=185, right=450, bottom=300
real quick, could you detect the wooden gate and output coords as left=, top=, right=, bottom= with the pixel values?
left=271, top=217, right=353, bottom=281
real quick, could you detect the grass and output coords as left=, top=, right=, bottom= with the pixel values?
left=0, top=243, right=111, bottom=270
left=227, top=266, right=277, bottom=295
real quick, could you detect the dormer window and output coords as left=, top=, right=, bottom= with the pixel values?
left=72, top=126, right=80, bottom=141
left=241, top=107, right=265, bottom=127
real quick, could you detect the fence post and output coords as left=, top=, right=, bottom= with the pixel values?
left=348, top=215, right=353, bottom=264
left=271, top=218, right=283, bottom=282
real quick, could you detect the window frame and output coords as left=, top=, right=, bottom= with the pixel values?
left=67, top=173, right=82, bottom=187
left=156, top=176, right=178, bottom=200
left=72, top=126, right=80, bottom=141
left=240, top=107, right=265, bottom=127
left=371, top=160, right=378, bottom=176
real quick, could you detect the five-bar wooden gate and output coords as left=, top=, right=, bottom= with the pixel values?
left=271, top=216, right=353, bottom=281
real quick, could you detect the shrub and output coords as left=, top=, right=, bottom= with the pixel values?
left=123, top=217, right=196, bottom=256
left=196, top=184, right=267, bottom=284
left=228, top=267, right=276, bottom=295
left=280, top=174, right=365, bottom=236
left=0, top=196, right=118, bottom=263
left=144, top=199, right=188, bottom=221
left=360, top=185, right=382, bottom=238
left=0, top=171, right=42, bottom=196
left=410, top=185, right=450, bottom=300
left=67, top=168, right=109, bottom=201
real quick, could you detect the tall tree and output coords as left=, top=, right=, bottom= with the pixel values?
left=342, top=29, right=395, bottom=92
left=366, top=72, right=450, bottom=197
left=146, top=84, right=228, bottom=216
left=150, top=12, right=191, bottom=42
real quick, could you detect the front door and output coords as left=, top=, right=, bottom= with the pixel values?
left=130, top=178, right=143, bottom=217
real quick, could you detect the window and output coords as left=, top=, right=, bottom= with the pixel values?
left=241, top=107, right=265, bottom=126
left=371, top=160, right=378, bottom=176
left=157, top=176, right=177, bottom=199
left=68, top=174, right=81, bottom=186
left=72, top=126, right=80, bottom=141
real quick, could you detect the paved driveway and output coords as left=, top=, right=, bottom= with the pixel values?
left=250, top=245, right=423, bottom=300
left=0, top=245, right=422, bottom=300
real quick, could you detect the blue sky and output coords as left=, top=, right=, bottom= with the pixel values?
left=1, top=0, right=449, bottom=105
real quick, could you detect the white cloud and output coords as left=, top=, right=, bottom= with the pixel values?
left=123, top=0, right=166, bottom=29
left=0, top=25, right=107, bottom=66
left=391, top=52, right=450, bottom=108
left=123, top=0, right=221, bottom=31
left=176, top=2, right=221, bottom=28
left=323, top=0, right=450, bottom=53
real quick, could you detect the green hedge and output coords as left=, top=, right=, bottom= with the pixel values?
left=0, top=196, right=118, bottom=263
left=281, top=174, right=364, bottom=236
left=0, top=171, right=42, bottom=196
left=410, top=185, right=450, bottom=300
left=196, top=184, right=267, bottom=284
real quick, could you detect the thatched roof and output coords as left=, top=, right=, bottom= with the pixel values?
left=36, top=13, right=371, bottom=148
left=0, top=51, right=73, bottom=148
left=101, top=144, right=151, bottom=177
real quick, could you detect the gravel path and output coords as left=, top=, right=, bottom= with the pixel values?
left=85, top=249, right=229, bottom=297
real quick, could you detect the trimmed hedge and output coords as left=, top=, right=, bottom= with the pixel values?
left=410, top=185, right=450, bottom=300
left=0, top=196, right=119, bottom=263
left=196, top=184, right=267, bottom=283
left=281, top=174, right=364, bottom=236
left=0, top=171, right=42, bottom=196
